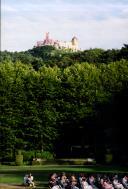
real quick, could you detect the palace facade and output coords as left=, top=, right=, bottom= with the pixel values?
left=35, top=32, right=78, bottom=52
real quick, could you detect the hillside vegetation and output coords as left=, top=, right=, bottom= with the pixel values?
left=0, top=44, right=128, bottom=164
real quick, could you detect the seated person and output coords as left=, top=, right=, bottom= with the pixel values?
left=24, top=173, right=35, bottom=188
left=122, top=176, right=128, bottom=189
left=49, top=173, right=59, bottom=188
left=88, top=176, right=99, bottom=189
left=113, top=175, right=124, bottom=189
left=59, top=172, right=69, bottom=189
left=101, top=179, right=114, bottom=189
left=27, top=173, right=35, bottom=187
left=81, top=176, right=93, bottom=189
left=24, top=174, right=28, bottom=185
left=70, top=175, right=79, bottom=189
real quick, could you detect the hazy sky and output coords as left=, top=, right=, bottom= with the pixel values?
left=1, top=0, right=128, bottom=51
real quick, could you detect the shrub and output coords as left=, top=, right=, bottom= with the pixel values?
left=41, top=151, right=54, bottom=160
left=35, top=151, right=54, bottom=160
left=22, top=151, right=35, bottom=161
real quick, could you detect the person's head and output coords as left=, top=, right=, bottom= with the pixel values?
left=79, top=173, right=85, bottom=177
left=114, top=175, right=118, bottom=179
left=82, top=177, right=86, bottom=181
left=71, top=175, right=77, bottom=182
left=90, top=175, right=94, bottom=180
left=51, top=173, right=57, bottom=180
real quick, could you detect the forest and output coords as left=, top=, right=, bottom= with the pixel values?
left=0, top=44, right=128, bottom=164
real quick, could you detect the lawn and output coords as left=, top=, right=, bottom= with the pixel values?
left=0, top=165, right=128, bottom=189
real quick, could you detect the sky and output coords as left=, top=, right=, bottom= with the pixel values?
left=1, top=0, right=128, bottom=51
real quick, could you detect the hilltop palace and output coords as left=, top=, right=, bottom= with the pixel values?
left=35, top=32, right=78, bottom=52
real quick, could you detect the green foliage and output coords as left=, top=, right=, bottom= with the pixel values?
left=1, top=44, right=128, bottom=69
left=36, top=151, right=55, bottom=160
left=0, top=45, right=128, bottom=164
left=22, top=151, right=35, bottom=161
left=28, top=45, right=56, bottom=60
left=0, top=126, right=15, bottom=161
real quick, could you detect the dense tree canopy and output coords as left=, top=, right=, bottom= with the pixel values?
left=0, top=45, right=128, bottom=164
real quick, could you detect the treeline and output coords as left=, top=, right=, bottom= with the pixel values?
left=0, top=45, right=128, bottom=164
left=1, top=44, right=128, bottom=69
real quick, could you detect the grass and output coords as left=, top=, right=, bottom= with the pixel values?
left=0, top=165, right=128, bottom=188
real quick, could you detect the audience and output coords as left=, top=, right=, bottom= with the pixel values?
left=49, top=173, right=128, bottom=189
